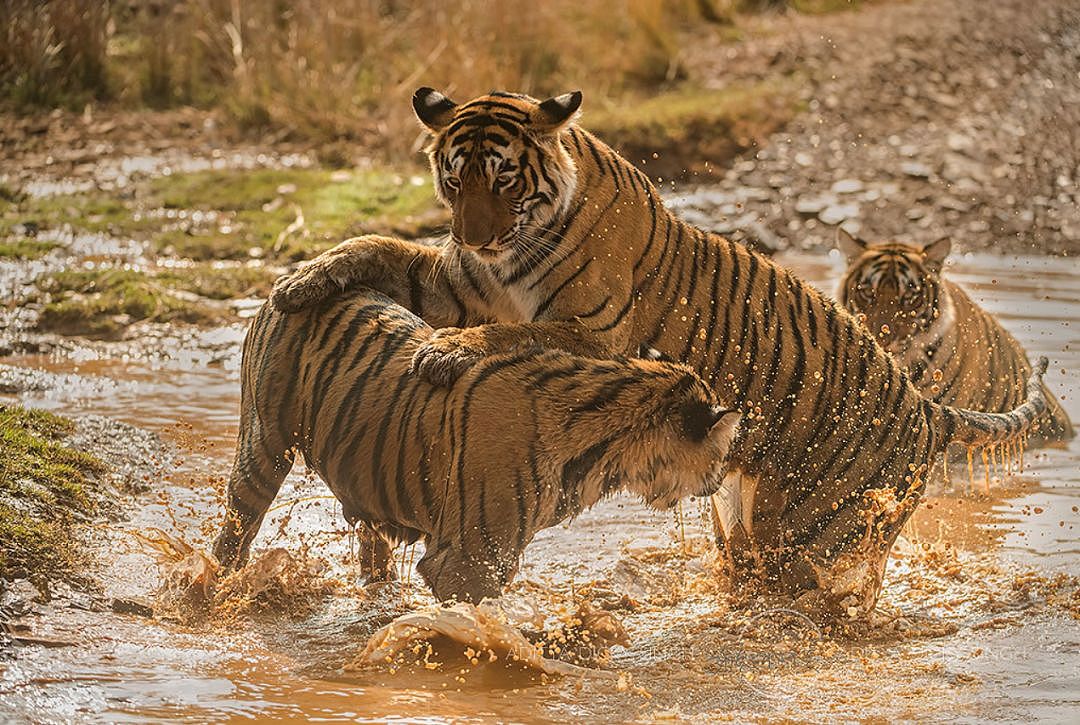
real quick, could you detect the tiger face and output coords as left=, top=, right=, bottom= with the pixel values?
left=412, top=87, right=581, bottom=260
left=837, top=229, right=951, bottom=352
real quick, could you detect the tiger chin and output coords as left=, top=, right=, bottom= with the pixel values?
left=212, top=290, right=740, bottom=604
left=837, top=228, right=1074, bottom=446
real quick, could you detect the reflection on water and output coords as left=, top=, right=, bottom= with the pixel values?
left=1, top=251, right=1077, bottom=722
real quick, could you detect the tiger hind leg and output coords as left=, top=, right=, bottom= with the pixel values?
left=212, top=419, right=295, bottom=571
left=353, top=521, right=398, bottom=584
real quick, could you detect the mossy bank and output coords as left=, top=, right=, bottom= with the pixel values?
left=0, top=405, right=107, bottom=589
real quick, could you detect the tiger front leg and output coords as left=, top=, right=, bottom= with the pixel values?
left=410, top=319, right=619, bottom=387
left=780, top=483, right=921, bottom=622
left=270, top=235, right=462, bottom=326
left=212, top=424, right=296, bottom=571
left=415, top=544, right=519, bottom=603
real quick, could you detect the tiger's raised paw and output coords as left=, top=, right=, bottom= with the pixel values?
left=270, top=262, right=342, bottom=312
left=410, top=328, right=487, bottom=387
left=270, top=237, right=388, bottom=312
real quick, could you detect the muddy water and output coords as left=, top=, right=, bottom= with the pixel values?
left=1, top=251, right=1078, bottom=723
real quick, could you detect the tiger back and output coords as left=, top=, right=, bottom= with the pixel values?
left=837, top=230, right=1073, bottom=445
left=213, top=289, right=741, bottom=602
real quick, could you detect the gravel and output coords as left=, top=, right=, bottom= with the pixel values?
left=673, top=0, right=1080, bottom=255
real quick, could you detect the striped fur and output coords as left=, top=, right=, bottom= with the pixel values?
left=271, top=90, right=1051, bottom=617
left=213, top=290, right=740, bottom=602
left=837, top=231, right=1073, bottom=445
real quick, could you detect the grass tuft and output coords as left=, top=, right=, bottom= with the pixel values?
left=0, top=239, right=60, bottom=260
left=0, top=405, right=106, bottom=584
left=34, top=268, right=227, bottom=337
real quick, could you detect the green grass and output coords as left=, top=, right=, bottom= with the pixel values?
left=0, top=405, right=106, bottom=584
left=790, top=0, right=865, bottom=14
left=144, top=168, right=444, bottom=260
left=156, top=264, right=278, bottom=301
left=34, top=267, right=227, bottom=337
left=6, top=192, right=147, bottom=235
left=29, top=264, right=278, bottom=337
left=0, top=238, right=60, bottom=260
left=587, top=80, right=803, bottom=178
left=1, top=168, right=446, bottom=263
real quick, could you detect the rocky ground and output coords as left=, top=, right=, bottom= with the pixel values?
left=672, top=0, right=1080, bottom=255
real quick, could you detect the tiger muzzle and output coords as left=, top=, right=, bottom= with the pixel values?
left=452, top=177, right=516, bottom=252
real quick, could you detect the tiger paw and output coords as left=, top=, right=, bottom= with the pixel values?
left=270, top=262, right=339, bottom=312
left=410, top=328, right=486, bottom=387
left=270, top=237, right=385, bottom=312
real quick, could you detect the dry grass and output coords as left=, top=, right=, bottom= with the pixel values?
left=114, top=0, right=725, bottom=153
left=0, top=0, right=110, bottom=108
left=0, top=0, right=857, bottom=157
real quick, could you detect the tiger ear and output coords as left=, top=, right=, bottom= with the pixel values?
left=836, top=227, right=868, bottom=262
left=921, top=236, right=951, bottom=272
left=707, top=408, right=741, bottom=454
left=533, top=91, right=582, bottom=133
left=413, top=87, right=457, bottom=131
left=681, top=401, right=740, bottom=444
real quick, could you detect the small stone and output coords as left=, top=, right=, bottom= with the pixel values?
left=831, top=179, right=864, bottom=194
left=942, top=152, right=987, bottom=183
left=767, top=174, right=789, bottom=189
left=901, top=161, right=932, bottom=178
left=794, top=152, right=814, bottom=167
left=111, top=597, right=155, bottom=618
left=938, top=196, right=972, bottom=212
left=819, top=203, right=860, bottom=225
left=739, top=187, right=773, bottom=202
left=947, top=132, right=973, bottom=153
left=795, top=194, right=835, bottom=215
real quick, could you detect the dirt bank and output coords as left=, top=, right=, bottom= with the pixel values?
left=675, top=0, right=1080, bottom=255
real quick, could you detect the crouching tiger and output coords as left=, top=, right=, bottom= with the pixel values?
left=212, top=289, right=740, bottom=602
left=837, top=230, right=1073, bottom=446
left=270, top=89, right=1051, bottom=618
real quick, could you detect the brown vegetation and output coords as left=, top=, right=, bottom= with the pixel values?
left=0, top=1, right=856, bottom=159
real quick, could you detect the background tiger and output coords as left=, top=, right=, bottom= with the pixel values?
left=837, top=230, right=1073, bottom=445
left=212, top=289, right=741, bottom=602
left=271, top=89, right=1050, bottom=618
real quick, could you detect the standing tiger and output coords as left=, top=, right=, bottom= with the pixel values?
left=837, top=230, right=1073, bottom=445
left=271, top=88, right=1050, bottom=617
left=213, top=289, right=741, bottom=602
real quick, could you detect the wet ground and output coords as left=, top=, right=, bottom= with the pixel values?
left=1, top=249, right=1077, bottom=723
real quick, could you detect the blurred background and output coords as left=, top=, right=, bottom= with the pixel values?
left=2, top=0, right=815, bottom=158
